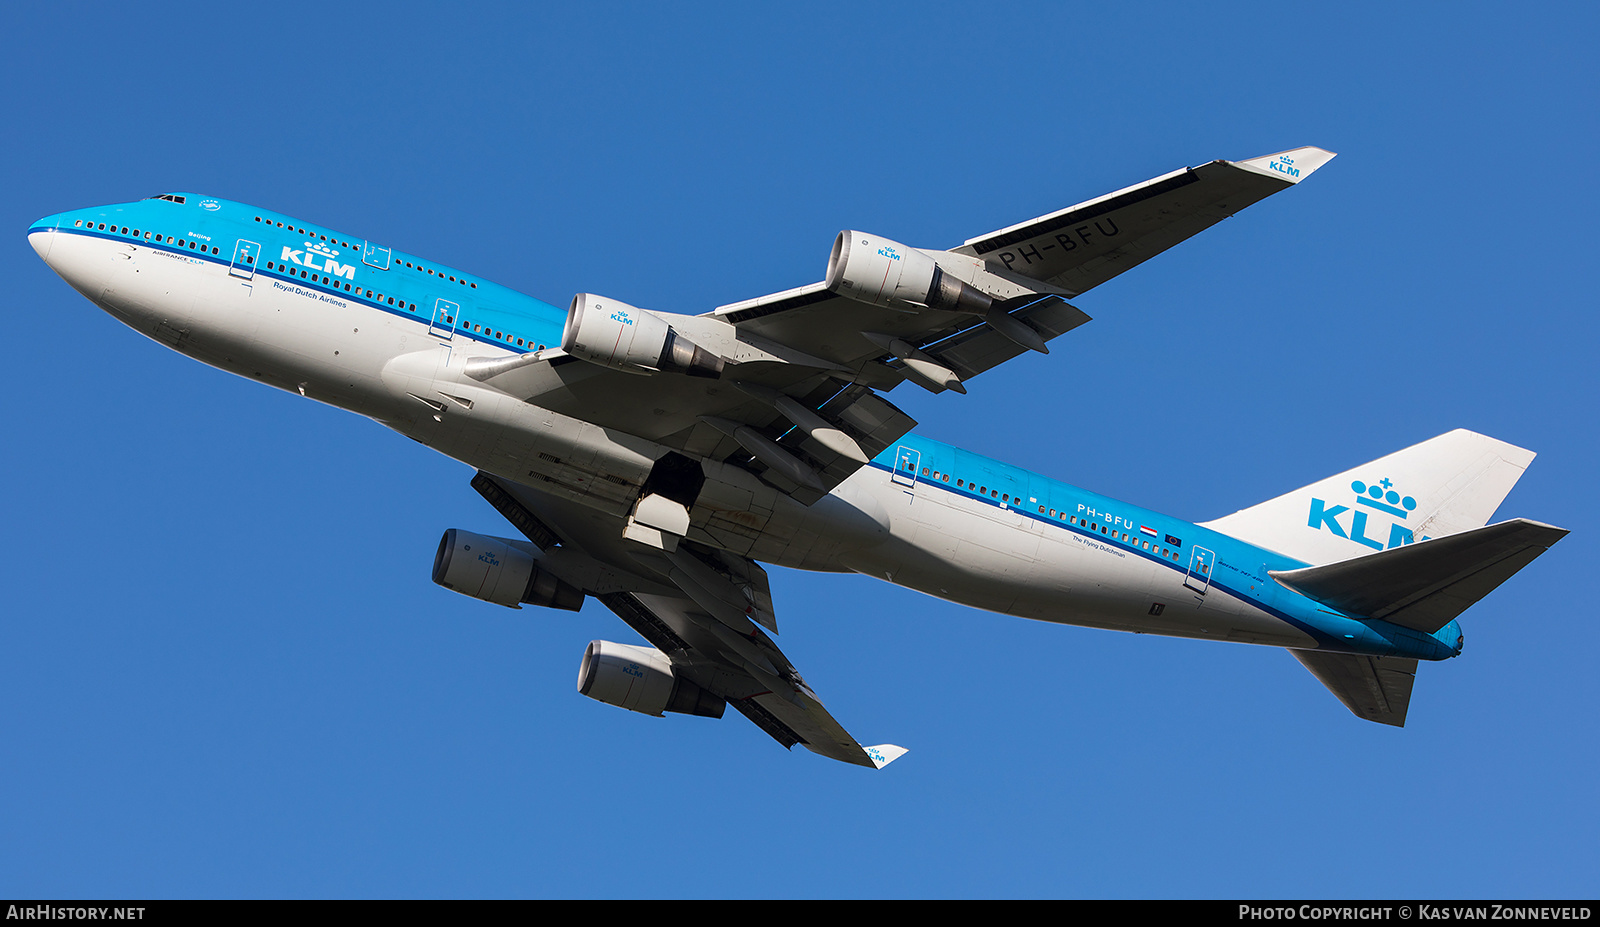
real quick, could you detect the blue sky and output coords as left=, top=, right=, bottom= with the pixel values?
left=3, top=2, right=1595, bottom=898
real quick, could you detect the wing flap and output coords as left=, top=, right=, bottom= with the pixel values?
left=921, top=295, right=1092, bottom=380
left=1292, top=650, right=1418, bottom=727
left=698, top=377, right=917, bottom=506
left=1271, top=519, right=1568, bottom=633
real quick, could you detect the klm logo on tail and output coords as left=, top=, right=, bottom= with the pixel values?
left=1308, top=477, right=1421, bottom=551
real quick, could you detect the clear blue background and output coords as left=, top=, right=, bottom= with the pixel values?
left=3, top=2, right=1594, bottom=899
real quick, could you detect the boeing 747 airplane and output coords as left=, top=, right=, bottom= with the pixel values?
left=28, top=147, right=1566, bottom=768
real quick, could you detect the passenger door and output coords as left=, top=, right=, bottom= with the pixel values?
left=1184, top=546, right=1215, bottom=594
left=229, top=239, right=260, bottom=280
left=891, top=445, right=920, bottom=491
left=429, top=297, right=460, bottom=341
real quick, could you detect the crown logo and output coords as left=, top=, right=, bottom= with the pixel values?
left=1351, top=478, right=1416, bottom=519
left=306, top=241, right=340, bottom=258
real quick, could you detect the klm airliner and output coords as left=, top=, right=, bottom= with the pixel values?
left=28, top=147, right=1567, bottom=768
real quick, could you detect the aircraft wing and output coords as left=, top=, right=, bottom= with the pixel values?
left=597, top=589, right=904, bottom=768
left=472, top=472, right=906, bottom=769
left=708, top=146, right=1336, bottom=364
left=469, top=349, right=917, bottom=506
left=464, top=147, right=1330, bottom=509
left=950, top=146, right=1337, bottom=296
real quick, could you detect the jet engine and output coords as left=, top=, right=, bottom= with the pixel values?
left=431, top=528, right=584, bottom=611
left=562, top=293, right=724, bottom=377
left=825, top=230, right=996, bottom=315
left=577, top=640, right=726, bottom=718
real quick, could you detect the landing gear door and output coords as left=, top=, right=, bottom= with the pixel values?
left=1184, top=546, right=1215, bottom=594
left=891, top=446, right=920, bottom=490
left=229, top=239, right=260, bottom=280
left=429, top=298, right=459, bottom=341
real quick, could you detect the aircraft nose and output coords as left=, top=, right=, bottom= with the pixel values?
left=30, top=213, right=113, bottom=301
left=28, top=221, right=56, bottom=263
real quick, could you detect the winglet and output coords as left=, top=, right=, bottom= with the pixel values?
left=1237, top=146, right=1337, bottom=184
left=863, top=744, right=908, bottom=769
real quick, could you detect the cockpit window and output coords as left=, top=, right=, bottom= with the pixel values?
left=144, top=194, right=187, bottom=204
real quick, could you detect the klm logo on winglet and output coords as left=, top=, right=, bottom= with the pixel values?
left=1307, top=477, right=1421, bottom=551
left=1268, top=155, right=1300, bottom=178
left=281, top=240, right=357, bottom=280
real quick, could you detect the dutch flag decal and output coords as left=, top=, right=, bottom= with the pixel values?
left=1140, top=525, right=1158, bottom=537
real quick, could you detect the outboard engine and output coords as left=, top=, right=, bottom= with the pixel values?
left=431, top=529, right=584, bottom=611
left=577, top=640, right=725, bottom=718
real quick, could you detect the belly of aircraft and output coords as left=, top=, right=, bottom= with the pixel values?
left=835, top=475, right=1318, bottom=649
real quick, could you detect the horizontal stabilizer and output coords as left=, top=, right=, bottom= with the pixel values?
left=1271, top=519, right=1568, bottom=633
left=1292, top=651, right=1418, bottom=727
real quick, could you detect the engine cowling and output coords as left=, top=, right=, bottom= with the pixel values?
left=562, top=293, right=724, bottom=378
left=431, top=529, right=584, bottom=611
left=576, top=640, right=725, bottom=718
left=825, top=230, right=995, bottom=315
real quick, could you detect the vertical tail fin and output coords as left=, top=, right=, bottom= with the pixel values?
left=1200, top=430, right=1536, bottom=565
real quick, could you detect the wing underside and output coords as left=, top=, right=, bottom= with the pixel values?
left=596, top=589, right=896, bottom=767
left=954, top=146, right=1337, bottom=296
left=473, top=472, right=904, bottom=768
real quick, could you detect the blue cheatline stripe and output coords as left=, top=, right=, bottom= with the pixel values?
left=41, top=221, right=1449, bottom=661
left=44, top=226, right=564, bottom=353
left=862, top=459, right=1366, bottom=651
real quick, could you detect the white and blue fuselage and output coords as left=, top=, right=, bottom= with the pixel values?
left=27, top=193, right=1464, bottom=667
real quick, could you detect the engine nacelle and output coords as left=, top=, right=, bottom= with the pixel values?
left=431, top=529, right=584, bottom=611
left=825, top=231, right=995, bottom=315
left=576, top=640, right=725, bottom=718
left=562, top=293, right=724, bottom=378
